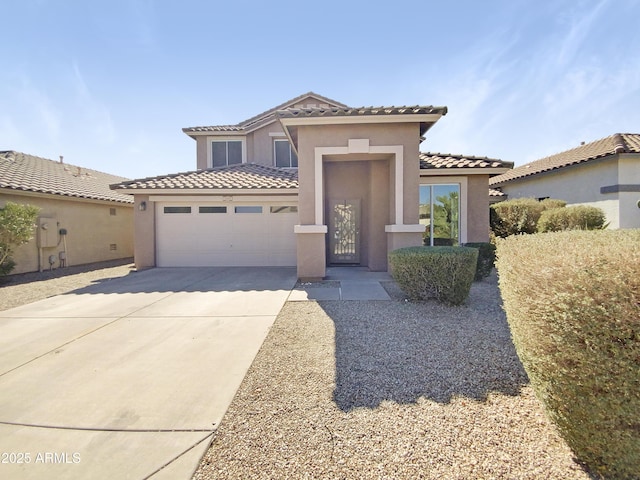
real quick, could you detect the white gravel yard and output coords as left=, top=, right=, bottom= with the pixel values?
left=0, top=259, right=134, bottom=311
left=194, top=275, right=590, bottom=479
left=0, top=264, right=591, bottom=478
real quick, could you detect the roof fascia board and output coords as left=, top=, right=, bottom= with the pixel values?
left=148, top=194, right=299, bottom=202
left=420, top=167, right=512, bottom=176
left=1, top=187, right=134, bottom=205
left=279, top=113, right=443, bottom=127
left=116, top=188, right=299, bottom=196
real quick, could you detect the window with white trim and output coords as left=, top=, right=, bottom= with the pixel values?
left=212, top=140, right=243, bottom=167
left=274, top=139, right=298, bottom=168
left=419, top=184, right=460, bottom=246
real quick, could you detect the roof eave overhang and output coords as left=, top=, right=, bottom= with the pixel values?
left=420, top=167, right=513, bottom=176
left=115, top=188, right=299, bottom=196
left=182, top=118, right=280, bottom=139
left=279, top=113, right=444, bottom=128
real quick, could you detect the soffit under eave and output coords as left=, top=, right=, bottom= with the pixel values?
left=420, top=167, right=513, bottom=176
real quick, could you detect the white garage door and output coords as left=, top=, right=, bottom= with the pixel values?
left=156, top=202, right=298, bottom=267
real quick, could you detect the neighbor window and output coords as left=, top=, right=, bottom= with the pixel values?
left=212, top=140, right=243, bottom=167
left=274, top=139, right=298, bottom=168
left=419, top=184, right=460, bottom=246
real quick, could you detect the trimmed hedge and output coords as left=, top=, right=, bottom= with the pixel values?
left=388, top=246, right=477, bottom=305
left=537, top=205, right=606, bottom=232
left=496, top=230, right=640, bottom=479
left=462, top=242, right=496, bottom=280
left=491, top=197, right=566, bottom=237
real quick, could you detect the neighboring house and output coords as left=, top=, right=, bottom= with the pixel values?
left=112, top=92, right=512, bottom=280
left=490, top=133, right=640, bottom=229
left=0, top=151, right=134, bottom=274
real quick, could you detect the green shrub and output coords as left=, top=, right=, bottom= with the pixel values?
left=462, top=242, right=496, bottom=280
left=495, top=230, right=640, bottom=479
left=490, top=197, right=567, bottom=237
left=0, top=202, right=40, bottom=275
left=388, top=246, right=477, bottom=305
left=537, top=205, right=606, bottom=232
left=539, top=198, right=567, bottom=210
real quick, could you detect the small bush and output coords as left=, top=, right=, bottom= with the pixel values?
left=388, top=246, right=477, bottom=305
left=537, top=205, right=606, bottom=232
left=0, top=202, right=40, bottom=275
left=496, top=230, right=640, bottom=479
left=539, top=198, right=567, bottom=210
left=462, top=242, right=496, bottom=280
left=490, top=197, right=568, bottom=237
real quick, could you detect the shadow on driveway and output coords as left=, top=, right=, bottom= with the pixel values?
left=66, top=266, right=298, bottom=295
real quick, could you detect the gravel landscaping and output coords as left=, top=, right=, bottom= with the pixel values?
left=0, top=264, right=591, bottom=478
left=194, top=274, right=591, bottom=479
left=0, top=259, right=135, bottom=311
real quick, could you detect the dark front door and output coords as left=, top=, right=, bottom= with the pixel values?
left=329, top=199, right=360, bottom=264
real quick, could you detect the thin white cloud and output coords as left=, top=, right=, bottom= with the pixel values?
left=71, top=61, right=117, bottom=143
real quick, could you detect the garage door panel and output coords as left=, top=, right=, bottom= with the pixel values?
left=156, top=202, right=297, bottom=267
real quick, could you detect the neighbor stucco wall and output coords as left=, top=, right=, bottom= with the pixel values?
left=618, top=153, right=640, bottom=228
left=498, top=156, right=626, bottom=228
left=1, top=191, right=134, bottom=275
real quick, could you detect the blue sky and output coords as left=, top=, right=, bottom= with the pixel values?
left=1, top=0, right=639, bottom=179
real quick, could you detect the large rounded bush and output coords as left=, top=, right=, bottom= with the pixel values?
left=388, top=246, right=477, bottom=305
left=537, top=205, right=606, bottom=232
left=496, top=230, right=640, bottom=479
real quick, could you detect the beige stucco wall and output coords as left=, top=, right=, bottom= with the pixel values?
left=1, top=191, right=133, bottom=275
left=467, top=175, right=491, bottom=242
left=497, top=155, right=640, bottom=229
left=193, top=121, right=288, bottom=170
left=294, top=122, right=421, bottom=277
left=133, top=195, right=156, bottom=269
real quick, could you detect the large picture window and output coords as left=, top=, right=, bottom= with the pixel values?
left=212, top=140, right=243, bottom=167
left=274, top=139, right=298, bottom=168
left=419, top=184, right=460, bottom=246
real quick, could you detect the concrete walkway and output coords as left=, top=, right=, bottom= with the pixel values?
left=0, top=267, right=296, bottom=480
left=288, top=266, right=393, bottom=301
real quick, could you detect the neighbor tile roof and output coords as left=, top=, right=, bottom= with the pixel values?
left=490, top=133, right=640, bottom=185
left=0, top=151, right=133, bottom=204
left=111, top=163, right=299, bottom=191
left=489, top=188, right=506, bottom=197
left=183, top=92, right=348, bottom=134
left=419, top=152, right=513, bottom=170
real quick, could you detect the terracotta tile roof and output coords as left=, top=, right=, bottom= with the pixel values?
left=489, top=188, right=505, bottom=197
left=0, top=151, right=133, bottom=204
left=490, top=133, right=640, bottom=185
left=111, top=163, right=298, bottom=191
left=419, top=152, right=513, bottom=170
left=183, top=92, right=348, bottom=134
left=277, top=105, right=448, bottom=119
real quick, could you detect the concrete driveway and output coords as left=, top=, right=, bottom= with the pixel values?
left=0, top=267, right=296, bottom=480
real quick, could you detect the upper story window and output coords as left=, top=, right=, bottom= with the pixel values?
left=274, top=139, right=298, bottom=168
left=212, top=140, right=243, bottom=167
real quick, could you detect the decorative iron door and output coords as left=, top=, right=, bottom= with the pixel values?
left=329, top=199, right=360, bottom=264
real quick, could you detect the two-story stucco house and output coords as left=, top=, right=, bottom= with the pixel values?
left=112, top=92, right=512, bottom=280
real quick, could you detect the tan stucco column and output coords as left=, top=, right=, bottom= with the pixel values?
left=133, top=195, right=156, bottom=269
